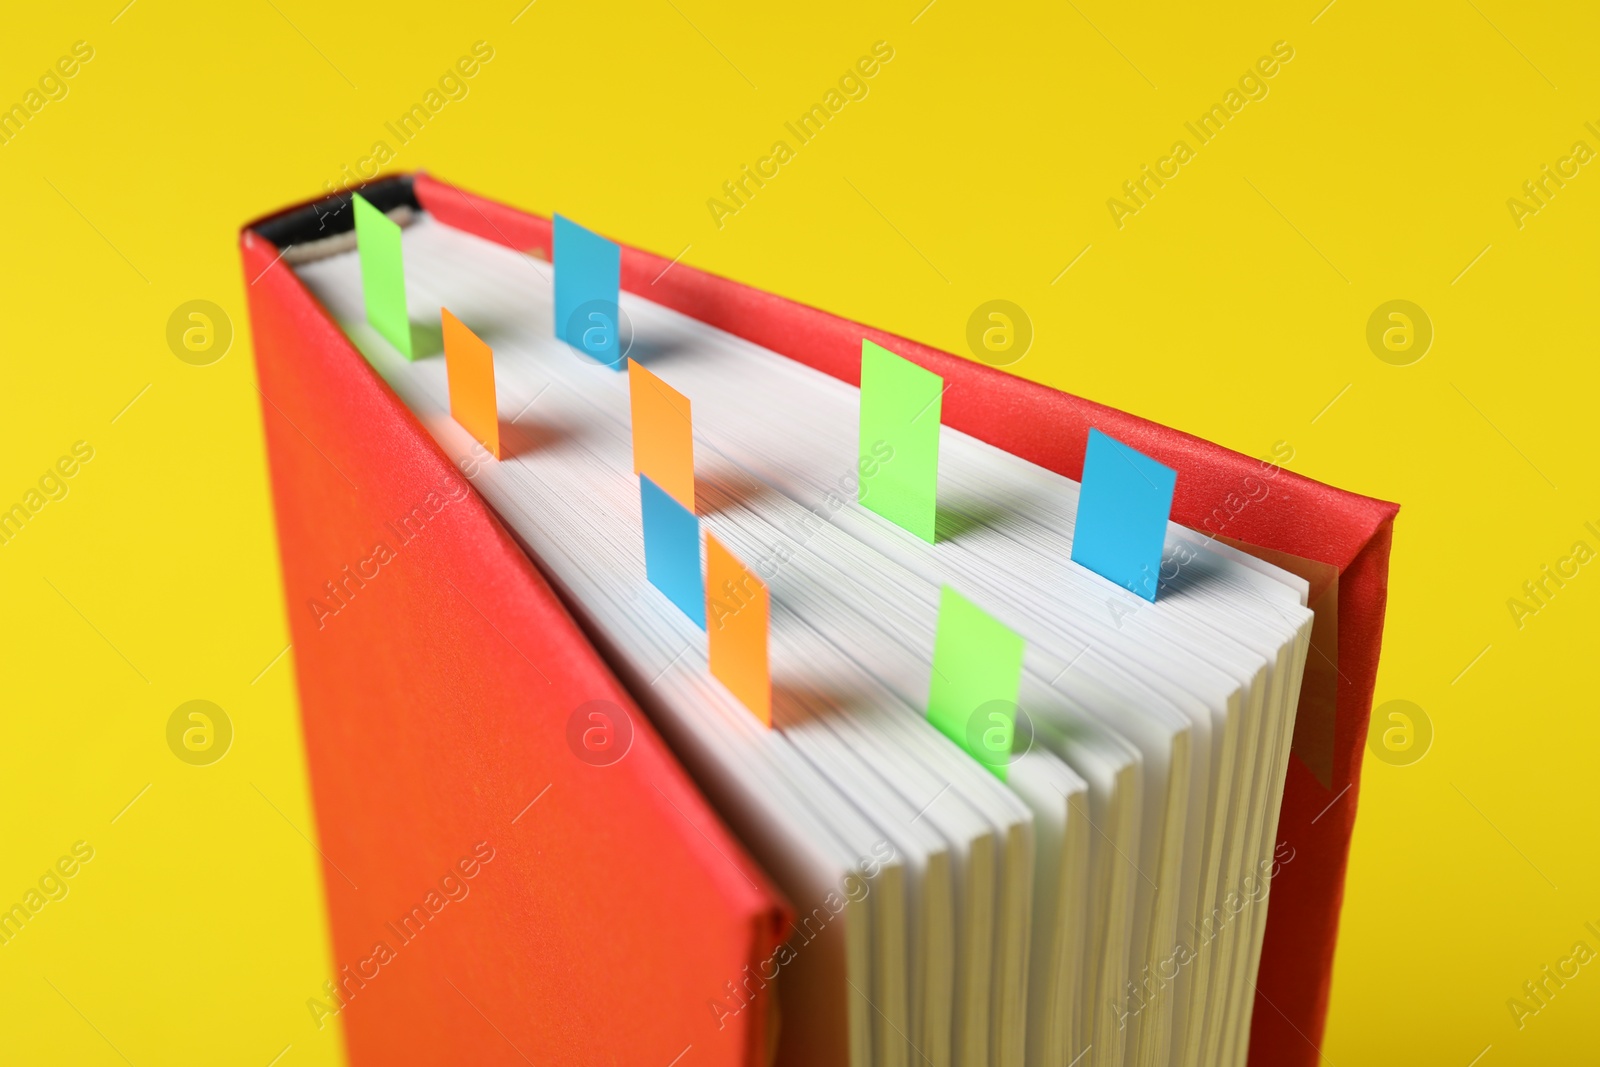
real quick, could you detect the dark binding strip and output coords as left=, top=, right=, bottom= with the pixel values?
left=251, top=174, right=420, bottom=249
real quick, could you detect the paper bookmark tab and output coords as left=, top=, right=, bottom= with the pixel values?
left=640, top=474, right=705, bottom=629
left=628, top=361, right=695, bottom=511
left=352, top=193, right=412, bottom=358
left=1072, top=428, right=1177, bottom=602
left=441, top=308, right=500, bottom=460
left=858, top=339, right=942, bottom=542
left=553, top=214, right=623, bottom=369
left=706, top=534, right=771, bottom=726
left=927, top=586, right=1025, bottom=780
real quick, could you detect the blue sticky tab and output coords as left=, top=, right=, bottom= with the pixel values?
left=553, top=214, right=623, bottom=370
left=640, top=474, right=705, bottom=628
left=1071, top=428, right=1177, bottom=602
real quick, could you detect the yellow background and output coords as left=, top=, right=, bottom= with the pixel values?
left=2, top=1, right=1595, bottom=1063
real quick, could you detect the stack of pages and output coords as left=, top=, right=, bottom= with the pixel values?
left=292, top=215, right=1314, bottom=1067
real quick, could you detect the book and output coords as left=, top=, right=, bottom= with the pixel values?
left=242, top=174, right=1399, bottom=1067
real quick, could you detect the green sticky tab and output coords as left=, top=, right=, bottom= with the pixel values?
left=858, top=339, right=941, bottom=542
left=927, top=585, right=1025, bottom=780
left=353, top=193, right=412, bottom=358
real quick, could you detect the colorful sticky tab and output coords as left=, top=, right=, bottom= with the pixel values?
left=441, top=309, right=500, bottom=460
left=1071, top=428, right=1178, bottom=602
left=706, top=535, right=771, bottom=726
left=640, top=474, right=705, bottom=628
left=553, top=214, right=623, bottom=369
left=927, top=586, right=1025, bottom=780
left=352, top=193, right=412, bottom=358
left=628, top=361, right=695, bottom=511
left=858, top=339, right=942, bottom=542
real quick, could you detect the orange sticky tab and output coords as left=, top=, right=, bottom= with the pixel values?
left=706, top=534, right=771, bottom=727
left=442, top=308, right=500, bottom=460
left=627, top=360, right=695, bottom=512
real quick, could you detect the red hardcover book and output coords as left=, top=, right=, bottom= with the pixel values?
left=242, top=173, right=1397, bottom=1067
